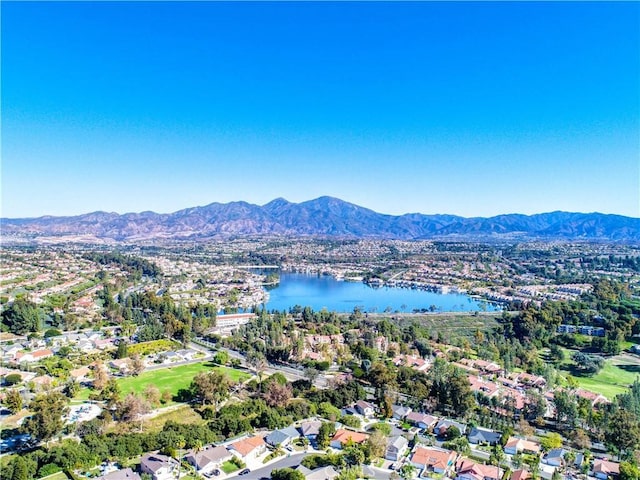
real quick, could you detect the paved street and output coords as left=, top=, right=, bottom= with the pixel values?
left=230, top=452, right=310, bottom=480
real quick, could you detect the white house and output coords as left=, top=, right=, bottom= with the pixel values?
left=385, top=435, right=409, bottom=462
left=139, top=453, right=178, bottom=480
left=185, top=445, right=232, bottom=475
left=228, top=435, right=267, bottom=463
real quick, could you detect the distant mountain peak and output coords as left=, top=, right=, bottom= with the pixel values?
left=2, top=197, right=639, bottom=243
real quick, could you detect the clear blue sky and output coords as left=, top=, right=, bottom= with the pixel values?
left=2, top=1, right=639, bottom=218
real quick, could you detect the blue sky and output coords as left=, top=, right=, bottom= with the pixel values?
left=2, top=1, right=639, bottom=218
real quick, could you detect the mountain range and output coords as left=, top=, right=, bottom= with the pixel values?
left=2, top=196, right=640, bottom=242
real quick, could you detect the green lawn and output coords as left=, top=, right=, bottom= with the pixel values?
left=222, top=460, right=240, bottom=474
left=76, top=362, right=250, bottom=404
left=38, top=472, right=69, bottom=480
left=569, top=356, right=640, bottom=400
left=117, top=362, right=249, bottom=398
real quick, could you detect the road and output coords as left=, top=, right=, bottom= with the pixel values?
left=193, top=338, right=328, bottom=388
left=226, top=452, right=392, bottom=480
left=234, top=452, right=310, bottom=480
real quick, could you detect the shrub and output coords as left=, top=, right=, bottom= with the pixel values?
left=3, top=373, right=22, bottom=386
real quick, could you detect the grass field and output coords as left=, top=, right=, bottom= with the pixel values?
left=38, top=472, right=69, bottom=480
left=566, top=354, right=640, bottom=400
left=76, top=362, right=251, bottom=404
left=117, top=362, right=250, bottom=398
left=385, top=312, right=501, bottom=338
left=143, top=405, right=205, bottom=432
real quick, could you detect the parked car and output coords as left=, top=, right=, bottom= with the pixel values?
left=239, top=469, right=251, bottom=476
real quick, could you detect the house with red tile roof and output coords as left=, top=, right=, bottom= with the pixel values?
left=405, top=412, right=439, bottom=430
left=13, top=348, right=53, bottom=364
left=575, top=388, right=610, bottom=408
left=330, top=429, right=369, bottom=449
left=228, top=435, right=266, bottom=462
left=504, top=437, right=541, bottom=455
left=410, top=446, right=457, bottom=475
left=456, top=459, right=503, bottom=480
left=510, top=469, right=531, bottom=480
left=593, top=459, right=620, bottom=479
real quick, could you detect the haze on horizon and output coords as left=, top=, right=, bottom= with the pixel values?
left=2, top=2, right=639, bottom=219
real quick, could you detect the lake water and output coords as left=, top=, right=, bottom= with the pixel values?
left=264, top=273, right=500, bottom=313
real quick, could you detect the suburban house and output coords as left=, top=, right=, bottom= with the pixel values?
left=98, top=468, right=142, bottom=480
left=467, top=427, right=502, bottom=446
left=295, top=465, right=339, bottom=480
left=510, top=470, right=531, bottom=480
left=543, top=448, right=570, bottom=467
left=473, top=359, right=503, bottom=376
left=109, top=358, right=131, bottom=374
left=265, top=426, right=300, bottom=447
left=392, top=404, right=412, bottom=420
left=298, top=420, right=322, bottom=439
left=410, top=446, right=457, bottom=475
left=405, top=412, right=438, bottom=430
left=456, top=459, right=503, bottom=480
left=229, top=435, right=267, bottom=462
left=139, top=453, right=179, bottom=480
left=593, top=459, right=620, bottom=480
left=13, top=348, right=54, bottom=364
left=69, top=366, right=92, bottom=382
left=434, top=419, right=467, bottom=437
left=385, top=435, right=409, bottom=462
left=329, top=429, right=369, bottom=449
left=354, top=400, right=376, bottom=417
left=504, top=437, right=541, bottom=455
left=575, top=389, right=610, bottom=408
left=184, top=445, right=232, bottom=475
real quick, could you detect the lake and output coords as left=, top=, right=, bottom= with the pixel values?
left=264, top=273, right=500, bottom=313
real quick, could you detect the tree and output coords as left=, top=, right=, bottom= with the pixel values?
left=366, top=430, right=387, bottom=459
left=399, top=464, right=415, bottom=480
left=489, top=445, right=505, bottom=466
left=64, top=380, right=80, bottom=398
left=131, top=354, right=145, bottom=376
left=190, top=371, right=231, bottom=408
left=317, top=422, right=336, bottom=449
left=445, top=425, right=462, bottom=440
left=271, top=468, right=305, bottom=480
left=11, top=456, right=29, bottom=480
left=517, top=418, right=534, bottom=437
left=247, top=350, right=267, bottom=390
left=1, top=297, right=41, bottom=334
left=554, top=390, right=577, bottom=427
left=605, top=409, right=640, bottom=457
left=144, top=384, right=161, bottom=407
left=118, top=393, right=150, bottom=429
left=264, top=381, right=292, bottom=408
left=620, top=461, right=640, bottom=480
left=92, top=363, right=109, bottom=390
left=318, top=402, right=341, bottom=421
left=5, top=389, right=22, bottom=413
left=573, top=428, right=591, bottom=450
left=213, top=350, right=229, bottom=365
left=22, top=391, right=68, bottom=443
left=541, top=433, right=563, bottom=452
left=343, top=443, right=365, bottom=466
left=4, top=373, right=22, bottom=386
left=115, top=341, right=128, bottom=359
left=101, top=378, right=121, bottom=408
